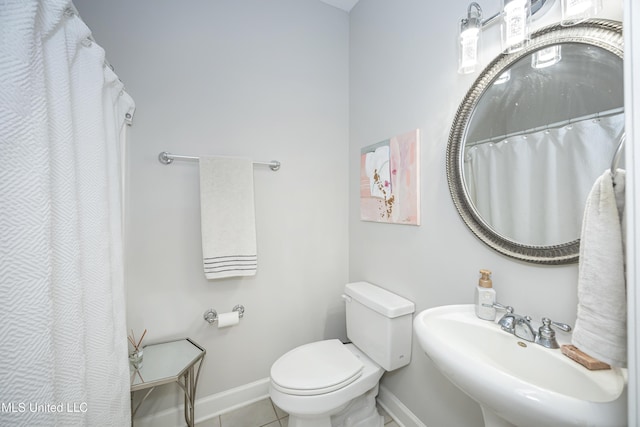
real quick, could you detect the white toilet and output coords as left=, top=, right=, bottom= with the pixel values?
left=269, top=282, right=415, bottom=427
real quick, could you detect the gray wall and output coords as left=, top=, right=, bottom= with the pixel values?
left=75, top=0, right=624, bottom=425
left=349, top=0, right=621, bottom=425
left=75, top=0, right=350, bottom=417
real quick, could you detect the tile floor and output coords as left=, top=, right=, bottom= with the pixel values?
left=194, top=397, right=400, bottom=427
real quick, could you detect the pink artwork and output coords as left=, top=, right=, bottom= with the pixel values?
left=360, top=129, right=420, bottom=225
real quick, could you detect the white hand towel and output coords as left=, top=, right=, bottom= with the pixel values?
left=572, top=169, right=626, bottom=367
left=199, top=157, right=257, bottom=279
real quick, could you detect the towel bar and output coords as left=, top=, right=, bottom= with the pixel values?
left=158, top=151, right=280, bottom=171
left=610, top=133, right=625, bottom=176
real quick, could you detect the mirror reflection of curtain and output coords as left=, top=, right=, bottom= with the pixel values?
left=464, top=113, right=624, bottom=246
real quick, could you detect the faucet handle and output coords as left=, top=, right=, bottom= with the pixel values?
left=546, top=318, right=572, bottom=332
left=483, top=302, right=513, bottom=314
left=536, top=317, right=572, bottom=349
left=540, top=317, right=572, bottom=333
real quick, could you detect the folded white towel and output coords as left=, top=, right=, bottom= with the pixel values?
left=199, top=157, right=257, bottom=279
left=572, top=169, right=626, bottom=367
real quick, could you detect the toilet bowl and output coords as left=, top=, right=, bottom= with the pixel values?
left=270, top=341, right=383, bottom=427
left=269, top=282, right=415, bottom=427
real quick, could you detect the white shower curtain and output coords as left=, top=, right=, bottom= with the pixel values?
left=464, top=113, right=624, bottom=246
left=0, top=1, right=134, bottom=426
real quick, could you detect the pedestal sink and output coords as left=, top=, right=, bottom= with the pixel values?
left=413, top=305, right=627, bottom=427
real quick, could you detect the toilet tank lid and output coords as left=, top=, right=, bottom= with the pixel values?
left=345, top=282, right=415, bottom=318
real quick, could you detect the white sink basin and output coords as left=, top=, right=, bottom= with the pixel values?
left=414, top=305, right=627, bottom=427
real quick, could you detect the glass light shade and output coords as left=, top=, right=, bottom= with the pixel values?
left=561, top=0, right=602, bottom=26
left=458, top=4, right=482, bottom=75
left=458, top=23, right=481, bottom=74
left=531, top=45, right=562, bottom=68
left=501, top=0, right=531, bottom=53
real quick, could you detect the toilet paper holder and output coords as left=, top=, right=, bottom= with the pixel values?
left=203, top=304, right=245, bottom=325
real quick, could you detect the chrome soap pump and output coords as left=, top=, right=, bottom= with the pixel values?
left=474, top=269, right=497, bottom=320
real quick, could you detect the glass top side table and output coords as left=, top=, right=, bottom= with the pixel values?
left=130, top=338, right=205, bottom=427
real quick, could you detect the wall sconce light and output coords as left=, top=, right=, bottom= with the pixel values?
left=458, top=3, right=483, bottom=74
left=501, top=0, right=531, bottom=53
left=457, top=0, right=583, bottom=74
left=561, top=0, right=602, bottom=26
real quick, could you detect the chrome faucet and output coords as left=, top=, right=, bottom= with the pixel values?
left=514, top=315, right=536, bottom=342
left=497, top=306, right=516, bottom=334
left=481, top=303, right=517, bottom=333
left=485, top=304, right=572, bottom=347
left=497, top=308, right=535, bottom=341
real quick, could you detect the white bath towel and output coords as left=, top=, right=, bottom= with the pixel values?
left=199, top=157, right=257, bottom=279
left=572, top=169, right=626, bottom=367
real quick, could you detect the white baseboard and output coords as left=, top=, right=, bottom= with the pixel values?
left=134, top=379, right=423, bottom=427
left=134, top=377, right=270, bottom=427
left=377, top=385, right=427, bottom=427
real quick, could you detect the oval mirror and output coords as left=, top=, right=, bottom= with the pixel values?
left=447, top=20, right=623, bottom=264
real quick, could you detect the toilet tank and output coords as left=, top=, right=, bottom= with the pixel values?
left=343, top=282, right=415, bottom=371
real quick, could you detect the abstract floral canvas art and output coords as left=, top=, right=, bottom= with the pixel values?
left=360, top=129, right=420, bottom=225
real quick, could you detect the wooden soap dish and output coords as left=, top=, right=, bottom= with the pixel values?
left=561, top=345, right=611, bottom=370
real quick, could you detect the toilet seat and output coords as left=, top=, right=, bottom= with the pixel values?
left=270, top=339, right=364, bottom=396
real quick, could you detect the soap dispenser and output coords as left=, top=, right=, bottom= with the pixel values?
left=475, top=269, right=497, bottom=320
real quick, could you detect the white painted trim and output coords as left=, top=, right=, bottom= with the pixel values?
left=377, top=385, right=427, bottom=427
left=624, top=0, right=639, bottom=424
left=133, top=378, right=270, bottom=427
left=132, top=378, right=422, bottom=427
